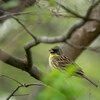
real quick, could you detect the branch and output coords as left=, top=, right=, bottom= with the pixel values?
left=52, top=10, right=76, bottom=18
left=85, top=0, right=100, bottom=18
left=51, top=9, right=100, bottom=23
left=56, top=1, right=85, bottom=19
left=7, top=83, right=43, bottom=100
left=24, top=19, right=85, bottom=49
left=13, top=94, right=29, bottom=96
left=0, top=49, right=42, bottom=80
left=0, top=74, right=43, bottom=100
left=0, top=49, right=27, bottom=70
left=0, top=10, right=39, bottom=73
left=0, top=75, right=22, bottom=85
left=0, top=11, right=36, bottom=20
left=0, top=0, right=37, bottom=22
left=0, top=9, right=37, bottom=41
left=56, top=0, right=100, bottom=22
left=11, top=16, right=37, bottom=41
left=60, top=3, right=100, bottom=60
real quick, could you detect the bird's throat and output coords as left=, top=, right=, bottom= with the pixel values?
left=50, top=54, right=59, bottom=58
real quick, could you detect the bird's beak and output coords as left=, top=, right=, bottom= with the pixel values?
left=49, top=49, right=54, bottom=53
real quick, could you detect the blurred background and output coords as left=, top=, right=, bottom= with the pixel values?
left=0, top=0, right=100, bottom=100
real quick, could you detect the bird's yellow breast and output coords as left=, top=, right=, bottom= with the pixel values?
left=49, top=54, right=59, bottom=70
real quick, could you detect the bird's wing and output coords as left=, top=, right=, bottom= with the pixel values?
left=53, top=55, right=73, bottom=69
left=53, top=55, right=84, bottom=75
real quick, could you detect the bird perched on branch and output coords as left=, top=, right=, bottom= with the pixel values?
left=49, top=46, right=98, bottom=87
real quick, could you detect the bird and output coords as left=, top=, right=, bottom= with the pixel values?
left=49, top=46, right=98, bottom=87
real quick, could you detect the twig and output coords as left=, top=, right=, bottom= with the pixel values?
left=56, top=1, right=85, bottom=20
left=0, top=75, right=22, bottom=85
left=0, top=11, right=36, bottom=20
left=13, top=94, right=29, bottom=96
left=56, top=0, right=100, bottom=23
left=0, top=0, right=36, bottom=21
left=0, top=75, right=42, bottom=100
left=0, top=9, right=37, bottom=41
left=7, top=85, right=21, bottom=100
left=51, top=9, right=100, bottom=23
left=11, top=15, right=39, bottom=71
left=85, top=0, right=100, bottom=18
left=53, top=13, right=75, bottom=18
left=6, top=83, right=43, bottom=100
left=11, top=16, right=38, bottom=71
left=52, top=9, right=76, bottom=18
left=12, top=16, right=37, bottom=41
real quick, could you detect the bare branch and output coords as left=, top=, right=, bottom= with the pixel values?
left=56, top=0, right=100, bottom=23
left=7, top=85, right=21, bottom=100
left=24, top=19, right=85, bottom=49
left=60, top=3, right=100, bottom=60
left=0, top=9, right=41, bottom=80
left=6, top=83, right=43, bottom=100
left=52, top=10, right=76, bottom=18
left=12, top=16, right=37, bottom=41
left=10, top=14, right=38, bottom=72
left=0, top=49, right=27, bottom=70
left=0, top=49, right=42, bottom=80
left=0, top=9, right=37, bottom=40
left=25, top=48, right=33, bottom=70
left=51, top=9, right=100, bottom=23
left=0, top=11, right=36, bottom=20
left=13, top=94, right=29, bottom=96
left=65, top=20, right=85, bottom=39
left=56, top=1, right=85, bottom=19
left=0, top=0, right=37, bottom=22
left=0, top=75, right=22, bottom=85
left=11, top=14, right=38, bottom=72
left=85, top=0, right=100, bottom=18
left=0, top=9, right=39, bottom=73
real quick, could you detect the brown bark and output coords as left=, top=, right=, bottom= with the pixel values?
left=61, top=5, right=100, bottom=60
left=0, top=49, right=42, bottom=80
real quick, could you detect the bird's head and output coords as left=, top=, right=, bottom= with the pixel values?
left=49, top=46, right=62, bottom=55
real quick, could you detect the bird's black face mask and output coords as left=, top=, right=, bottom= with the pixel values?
left=49, top=48, right=61, bottom=55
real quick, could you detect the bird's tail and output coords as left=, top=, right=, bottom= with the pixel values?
left=82, top=75, right=98, bottom=87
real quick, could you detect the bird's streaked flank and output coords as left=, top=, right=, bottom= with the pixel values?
left=49, top=46, right=98, bottom=87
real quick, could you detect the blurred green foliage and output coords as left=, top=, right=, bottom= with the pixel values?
left=37, top=69, right=83, bottom=100
left=2, top=0, right=19, bottom=9
left=0, top=0, right=100, bottom=100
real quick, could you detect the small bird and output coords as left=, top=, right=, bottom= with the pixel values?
left=49, top=46, right=98, bottom=87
